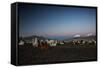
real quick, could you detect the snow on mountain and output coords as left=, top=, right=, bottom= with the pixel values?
left=74, top=34, right=81, bottom=37
left=86, top=33, right=93, bottom=36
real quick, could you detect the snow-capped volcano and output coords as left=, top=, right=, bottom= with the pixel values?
left=86, top=33, right=93, bottom=36
left=74, top=34, right=81, bottom=37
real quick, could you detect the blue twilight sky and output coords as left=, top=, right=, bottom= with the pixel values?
left=19, top=4, right=96, bottom=39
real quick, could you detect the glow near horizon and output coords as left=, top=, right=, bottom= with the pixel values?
left=19, top=4, right=96, bottom=38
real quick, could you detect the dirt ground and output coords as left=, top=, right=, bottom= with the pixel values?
left=18, top=44, right=97, bottom=65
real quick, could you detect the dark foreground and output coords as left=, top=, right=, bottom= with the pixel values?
left=18, top=44, right=97, bottom=65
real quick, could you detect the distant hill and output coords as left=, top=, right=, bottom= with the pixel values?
left=19, top=35, right=96, bottom=42
left=65, top=35, right=96, bottom=41
left=73, top=36, right=96, bottom=40
left=19, top=35, right=46, bottom=41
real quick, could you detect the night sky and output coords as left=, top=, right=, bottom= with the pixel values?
left=19, top=4, right=96, bottom=40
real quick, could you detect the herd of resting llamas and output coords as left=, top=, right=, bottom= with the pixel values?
left=19, top=37, right=96, bottom=50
